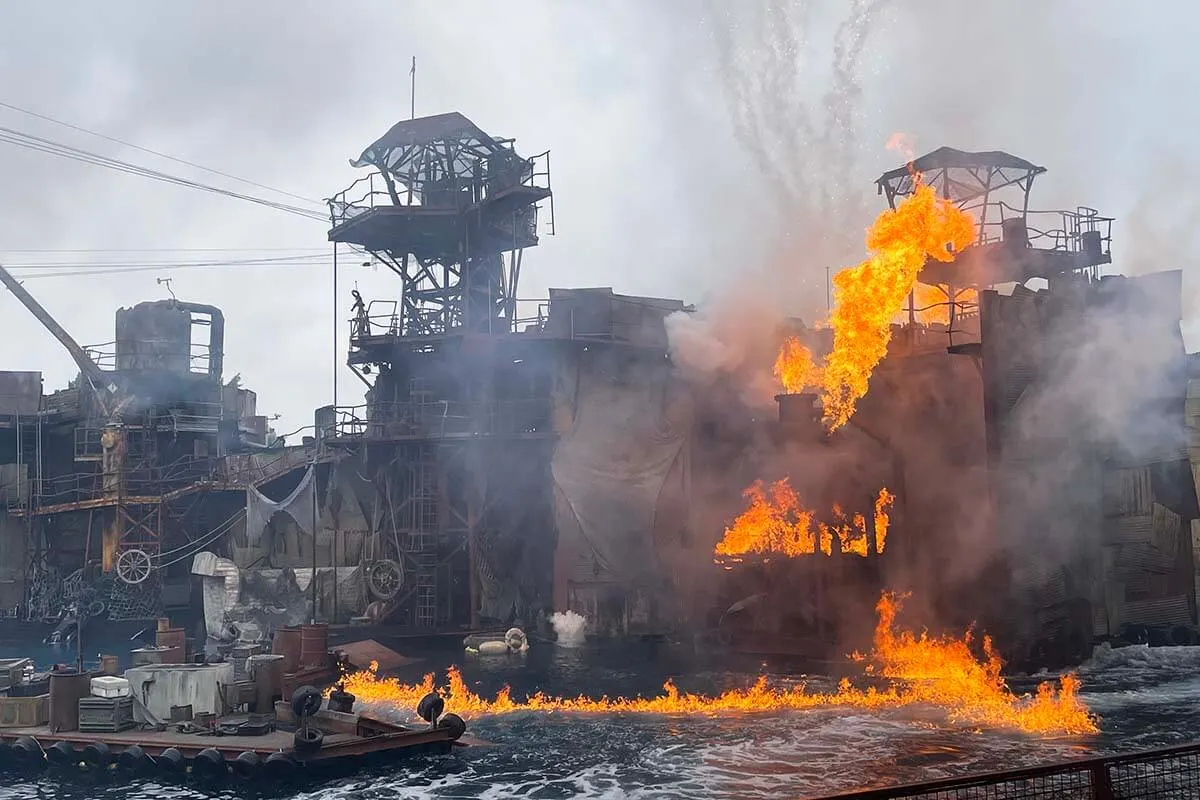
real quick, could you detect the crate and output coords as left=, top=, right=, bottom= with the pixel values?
left=0, top=659, right=32, bottom=691
left=78, top=696, right=135, bottom=733
left=90, top=676, right=131, bottom=699
left=0, top=693, right=48, bottom=727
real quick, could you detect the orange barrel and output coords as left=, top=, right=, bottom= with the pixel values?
left=48, top=669, right=91, bottom=733
left=272, top=627, right=302, bottom=674
left=99, top=655, right=119, bottom=676
left=299, top=623, right=329, bottom=668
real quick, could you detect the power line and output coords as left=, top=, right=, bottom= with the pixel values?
left=0, top=99, right=322, bottom=206
left=0, top=247, right=327, bottom=253
left=0, top=125, right=329, bottom=222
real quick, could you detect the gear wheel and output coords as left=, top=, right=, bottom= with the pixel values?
left=367, top=559, right=403, bottom=600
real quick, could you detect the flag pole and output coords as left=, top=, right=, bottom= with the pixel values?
left=410, top=56, right=416, bottom=120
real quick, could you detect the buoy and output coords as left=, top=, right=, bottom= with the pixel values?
left=11, top=737, right=44, bottom=774
left=263, top=751, right=296, bottom=782
left=504, top=627, right=528, bottom=652
left=193, top=747, right=227, bottom=781
left=46, top=740, right=76, bottom=767
left=438, top=712, right=467, bottom=741
left=477, top=640, right=509, bottom=655
left=117, top=744, right=154, bottom=776
left=417, top=692, right=445, bottom=724
left=81, top=741, right=111, bottom=772
left=158, top=747, right=185, bottom=775
left=231, top=750, right=261, bottom=780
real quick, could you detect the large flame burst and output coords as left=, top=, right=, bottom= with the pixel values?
left=712, top=478, right=893, bottom=559
left=341, top=592, right=1097, bottom=736
left=776, top=180, right=977, bottom=429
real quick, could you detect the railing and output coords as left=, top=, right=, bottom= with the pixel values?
left=976, top=203, right=1114, bottom=259
left=327, top=150, right=553, bottom=229
left=83, top=340, right=214, bottom=376
left=327, top=398, right=553, bottom=440
left=814, top=741, right=1200, bottom=799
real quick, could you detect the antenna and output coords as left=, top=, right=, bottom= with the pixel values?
left=156, top=277, right=176, bottom=300
left=410, top=56, right=416, bottom=120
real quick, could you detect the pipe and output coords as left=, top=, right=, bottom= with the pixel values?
left=0, top=263, right=106, bottom=386
left=170, top=301, right=225, bottom=381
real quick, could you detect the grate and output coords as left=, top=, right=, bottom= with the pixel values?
left=1108, top=750, right=1200, bottom=799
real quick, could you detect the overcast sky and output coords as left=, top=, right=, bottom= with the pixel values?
left=0, top=1, right=1195, bottom=433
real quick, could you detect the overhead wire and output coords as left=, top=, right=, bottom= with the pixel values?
left=0, top=98, right=324, bottom=206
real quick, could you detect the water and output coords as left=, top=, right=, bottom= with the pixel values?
left=3, top=639, right=1200, bottom=799
left=549, top=611, right=587, bottom=648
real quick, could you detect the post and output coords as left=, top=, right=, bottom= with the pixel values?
left=332, top=242, right=338, bottom=412
left=310, top=462, right=318, bottom=624
left=410, top=56, right=416, bottom=120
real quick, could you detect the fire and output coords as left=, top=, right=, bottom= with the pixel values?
left=713, top=479, right=891, bottom=560
left=774, top=178, right=976, bottom=430
left=911, top=283, right=980, bottom=326
left=773, top=335, right=822, bottom=393
left=340, top=592, right=1097, bottom=737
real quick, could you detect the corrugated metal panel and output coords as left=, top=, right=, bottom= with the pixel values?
left=1102, top=467, right=1152, bottom=517
left=1104, top=515, right=1154, bottom=545
left=1112, top=544, right=1178, bottom=576
left=1123, top=595, right=1193, bottom=627
left=1152, top=502, right=1184, bottom=554
left=1092, top=601, right=1110, bottom=637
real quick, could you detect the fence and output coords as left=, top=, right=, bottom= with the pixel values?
left=814, top=742, right=1200, bottom=800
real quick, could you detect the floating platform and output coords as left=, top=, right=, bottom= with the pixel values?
left=0, top=705, right=477, bottom=784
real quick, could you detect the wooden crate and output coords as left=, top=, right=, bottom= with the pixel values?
left=0, top=693, right=48, bottom=727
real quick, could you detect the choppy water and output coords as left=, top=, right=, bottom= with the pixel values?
left=3, top=638, right=1200, bottom=799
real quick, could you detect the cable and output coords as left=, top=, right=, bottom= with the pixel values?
left=0, top=125, right=328, bottom=222
left=0, top=98, right=322, bottom=206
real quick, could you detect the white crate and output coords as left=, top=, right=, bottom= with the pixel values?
left=90, top=675, right=131, bottom=699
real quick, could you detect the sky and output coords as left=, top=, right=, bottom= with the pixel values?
left=0, top=0, right=1197, bottom=434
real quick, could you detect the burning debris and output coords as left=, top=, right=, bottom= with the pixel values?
left=341, top=592, right=1096, bottom=737
left=713, top=479, right=893, bottom=560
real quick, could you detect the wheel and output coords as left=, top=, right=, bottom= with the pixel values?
left=193, top=747, right=227, bottom=781
left=438, top=712, right=467, bottom=741
left=367, top=559, right=404, bottom=601
left=115, top=548, right=153, bottom=585
left=417, top=692, right=445, bottom=724
left=116, top=744, right=153, bottom=775
left=81, top=741, right=110, bottom=771
left=262, top=751, right=296, bottom=782
left=231, top=751, right=260, bottom=780
left=158, top=747, right=185, bottom=775
left=46, top=740, right=76, bottom=767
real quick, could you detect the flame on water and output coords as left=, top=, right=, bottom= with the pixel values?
left=773, top=178, right=977, bottom=429
left=340, top=592, right=1097, bottom=737
left=712, top=479, right=892, bottom=560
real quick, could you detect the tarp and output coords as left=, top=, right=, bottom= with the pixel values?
left=246, top=466, right=316, bottom=547
left=550, top=356, right=689, bottom=584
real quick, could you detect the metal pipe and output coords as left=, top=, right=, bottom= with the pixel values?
left=170, top=302, right=225, bottom=381
left=0, top=263, right=106, bottom=386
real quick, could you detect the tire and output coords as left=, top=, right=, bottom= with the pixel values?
left=117, top=744, right=153, bottom=775
left=438, top=712, right=467, bottom=741
left=158, top=747, right=185, bottom=775
left=231, top=750, right=260, bottom=781
left=293, top=727, right=324, bottom=757
left=193, top=747, right=227, bottom=781
left=81, top=741, right=111, bottom=771
left=263, top=751, right=296, bottom=782
left=290, top=685, right=322, bottom=718
left=12, top=737, right=44, bottom=773
left=327, top=689, right=356, bottom=714
left=46, top=741, right=76, bottom=767
left=417, top=692, right=445, bottom=724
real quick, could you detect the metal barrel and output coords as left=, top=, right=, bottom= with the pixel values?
left=272, top=627, right=302, bottom=673
left=299, top=623, right=329, bottom=668
left=48, top=669, right=91, bottom=733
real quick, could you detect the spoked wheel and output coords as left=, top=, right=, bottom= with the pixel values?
left=368, top=559, right=403, bottom=600
left=116, top=548, right=153, bottom=585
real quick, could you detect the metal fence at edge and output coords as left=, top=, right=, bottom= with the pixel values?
left=810, top=741, right=1200, bottom=800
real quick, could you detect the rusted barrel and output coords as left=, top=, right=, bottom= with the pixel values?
left=48, top=669, right=91, bottom=733
left=249, top=654, right=285, bottom=714
left=99, top=655, right=119, bottom=676
left=155, top=628, right=186, bottom=664
left=272, top=627, right=302, bottom=673
left=299, top=623, right=329, bottom=668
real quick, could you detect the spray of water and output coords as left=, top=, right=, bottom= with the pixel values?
left=550, top=610, right=588, bottom=648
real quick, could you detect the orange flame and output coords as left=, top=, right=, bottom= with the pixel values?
left=774, top=179, right=976, bottom=430
left=340, top=592, right=1097, bottom=737
left=773, top=335, right=822, bottom=394
left=712, top=479, right=891, bottom=560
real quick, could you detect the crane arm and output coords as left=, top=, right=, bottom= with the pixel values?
left=0, top=262, right=108, bottom=388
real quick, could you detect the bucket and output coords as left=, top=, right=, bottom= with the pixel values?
left=99, top=655, right=119, bottom=676
left=48, top=669, right=92, bottom=733
left=299, top=623, right=329, bottom=668
left=272, top=628, right=302, bottom=673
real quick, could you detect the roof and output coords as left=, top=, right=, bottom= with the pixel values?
left=351, top=112, right=498, bottom=168
left=876, top=147, right=1045, bottom=187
